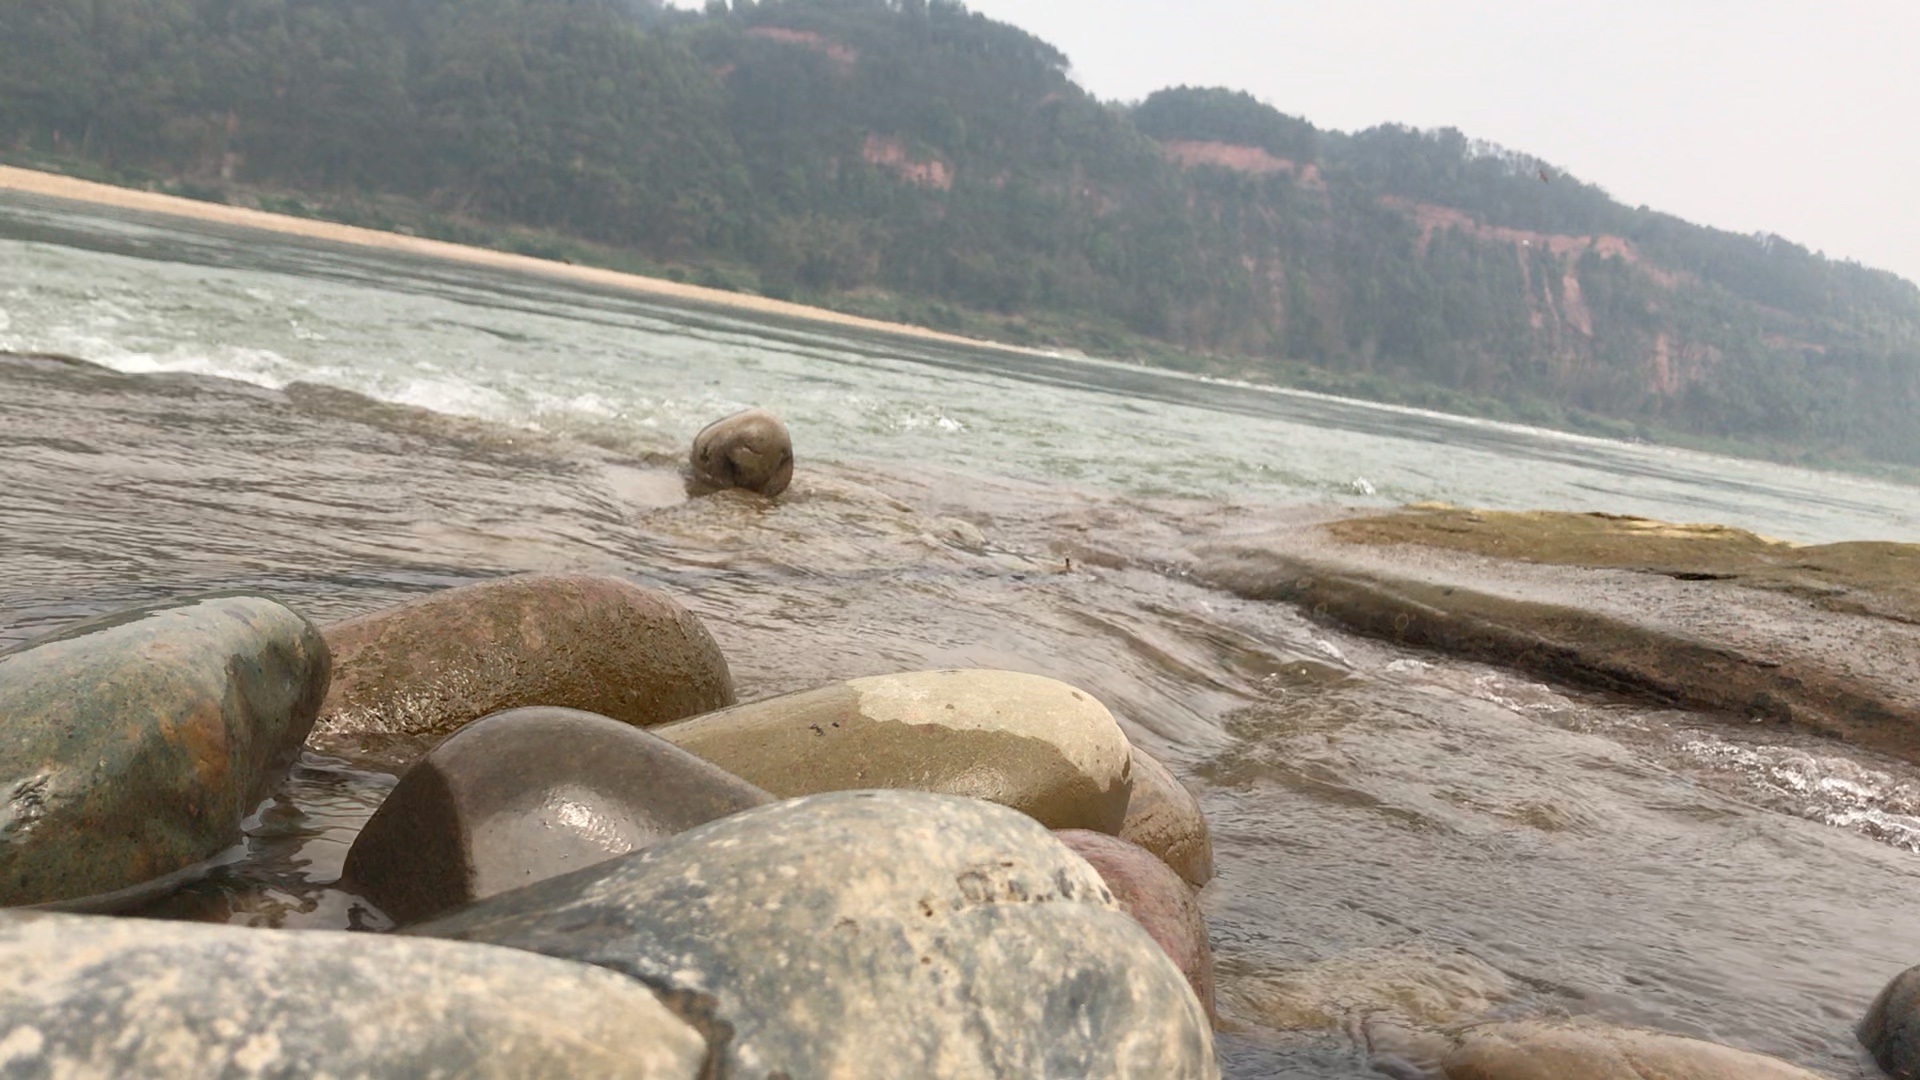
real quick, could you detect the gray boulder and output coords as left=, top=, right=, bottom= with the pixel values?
left=410, top=790, right=1218, bottom=1079
left=0, top=595, right=328, bottom=908
left=0, top=910, right=706, bottom=1078
left=1862, top=964, right=1920, bottom=1079
left=689, top=408, right=794, bottom=496
left=341, top=706, right=774, bottom=924
left=315, top=574, right=734, bottom=749
left=654, top=669, right=1135, bottom=832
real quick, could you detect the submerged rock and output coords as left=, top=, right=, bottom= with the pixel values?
left=0, top=595, right=327, bottom=908
left=410, top=790, right=1217, bottom=1079
left=1120, top=744, right=1214, bottom=886
left=1422, top=1020, right=1825, bottom=1080
left=654, top=668, right=1134, bottom=832
left=315, top=574, right=734, bottom=747
left=689, top=407, right=793, bottom=496
left=341, top=706, right=773, bottom=924
left=0, top=910, right=707, bottom=1078
left=1056, top=829, right=1215, bottom=1021
left=1861, top=964, right=1920, bottom=1079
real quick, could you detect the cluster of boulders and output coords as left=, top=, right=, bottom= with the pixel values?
left=0, top=562, right=1220, bottom=1076
left=1, top=408, right=1914, bottom=1078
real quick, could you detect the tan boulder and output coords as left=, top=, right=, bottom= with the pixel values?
left=689, top=408, right=793, bottom=496
left=316, top=574, right=734, bottom=749
left=655, top=669, right=1133, bottom=832
left=1435, top=1020, right=1827, bottom=1080
left=1120, top=744, right=1214, bottom=886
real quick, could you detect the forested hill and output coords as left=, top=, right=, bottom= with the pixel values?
left=4, top=0, right=1918, bottom=467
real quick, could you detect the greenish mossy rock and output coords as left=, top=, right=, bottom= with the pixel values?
left=1862, top=964, right=1920, bottom=1079
left=1056, top=829, right=1215, bottom=1022
left=315, top=574, right=734, bottom=750
left=0, top=910, right=707, bottom=1078
left=342, top=706, right=773, bottom=924
left=654, top=669, right=1134, bottom=833
left=410, top=790, right=1218, bottom=1079
left=0, top=595, right=327, bottom=908
left=689, top=408, right=794, bottom=496
left=1119, top=744, right=1214, bottom=886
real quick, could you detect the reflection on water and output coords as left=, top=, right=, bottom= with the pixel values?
left=4, top=197, right=1918, bottom=1078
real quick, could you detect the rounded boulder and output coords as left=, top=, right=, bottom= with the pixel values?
left=0, top=595, right=328, bottom=908
left=342, top=706, right=774, bottom=924
left=689, top=408, right=793, bottom=496
left=315, top=574, right=734, bottom=746
left=0, top=910, right=705, bottom=1078
left=1120, top=744, right=1214, bottom=886
left=1862, top=963, right=1920, bottom=1079
left=654, top=668, right=1134, bottom=832
left=1056, top=829, right=1215, bottom=1022
left=409, top=790, right=1217, bottom=1079
left=1432, top=1020, right=1827, bottom=1080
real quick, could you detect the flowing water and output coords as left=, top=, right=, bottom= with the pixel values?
left=2, top=191, right=1917, bottom=1078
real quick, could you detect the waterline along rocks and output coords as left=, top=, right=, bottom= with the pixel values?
left=315, top=574, right=735, bottom=751
left=0, top=595, right=327, bottom=908
left=0, top=910, right=709, bottom=1078
left=409, top=790, right=1219, bottom=1079
left=653, top=668, right=1136, bottom=833
left=688, top=407, right=795, bottom=497
left=341, top=706, right=775, bottom=924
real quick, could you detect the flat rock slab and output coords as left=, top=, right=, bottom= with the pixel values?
left=316, top=574, right=734, bottom=750
left=1056, top=829, right=1215, bottom=1021
left=1424, top=1019, right=1827, bottom=1080
left=654, top=668, right=1134, bottom=832
left=0, top=595, right=327, bottom=907
left=1120, top=744, right=1214, bottom=886
left=1195, top=507, right=1920, bottom=763
left=1861, top=962, right=1920, bottom=1079
left=410, top=790, right=1218, bottom=1079
left=0, top=910, right=706, bottom=1078
left=342, top=706, right=774, bottom=924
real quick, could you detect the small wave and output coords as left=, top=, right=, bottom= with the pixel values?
left=1677, top=734, right=1920, bottom=852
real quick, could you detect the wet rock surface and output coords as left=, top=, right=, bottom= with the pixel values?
left=1120, top=743, right=1214, bottom=886
left=409, top=790, right=1218, bottom=1079
left=342, top=706, right=774, bottom=924
left=689, top=407, right=794, bottom=496
left=0, top=595, right=327, bottom=908
left=1371, top=1019, right=1832, bottom=1080
left=315, top=574, right=735, bottom=752
left=1861, top=963, right=1920, bottom=1079
left=1196, top=507, right=1920, bottom=764
left=0, top=909, right=707, bottom=1078
left=1056, top=828, right=1215, bottom=1021
left=652, top=668, right=1134, bottom=832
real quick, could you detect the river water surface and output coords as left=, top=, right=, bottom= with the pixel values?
left=2, top=191, right=1916, bottom=1078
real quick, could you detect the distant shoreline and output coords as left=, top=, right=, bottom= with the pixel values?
left=0, top=165, right=1025, bottom=356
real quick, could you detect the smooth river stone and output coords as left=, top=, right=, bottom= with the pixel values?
left=1056, top=829, right=1215, bottom=1022
left=653, top=668, right=1134, bottom=833
left=409, top=790, right=1218, bottom=1079
left=316, top=574, right=734, bottom=744
left=0, top=595, right=328, bottom=908
left=1862, top=963, right=1920, bottom=1079
left=0, top=910, right=706, bottom=1078
left=341, top=706, right=774, bottom=924
left=1432, top=1020, right=1827, bottom=1080
left=689, top=407, right=794, bottom=496
left=1120, top=743, right=1215, bottom=886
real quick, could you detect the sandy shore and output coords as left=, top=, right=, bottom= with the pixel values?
left=0, top=165, right=1025, bottom=354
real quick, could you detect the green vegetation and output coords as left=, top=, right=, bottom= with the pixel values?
left=3, top=0, right=1916, bottom=467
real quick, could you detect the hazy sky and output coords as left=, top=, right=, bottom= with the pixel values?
left=957, top=0, right=1920, bottom=285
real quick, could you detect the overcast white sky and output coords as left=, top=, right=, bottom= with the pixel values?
left=959, top=0, right=1920, bottom=285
